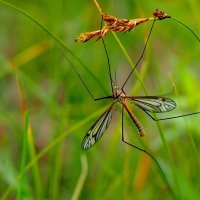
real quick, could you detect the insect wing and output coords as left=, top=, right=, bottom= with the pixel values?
left=82, top=103, right=115, bottom=150
left=128, top=96, right=176, bottom=113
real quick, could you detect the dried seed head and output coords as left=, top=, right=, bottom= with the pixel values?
left=96, top=26, right=110, bottom=41
left=102, top=13, right=129, bottom=25
left=75, top=30, right=101, bottom=43
left=153, top=9, right=171, bottom=20
left=75, top=12, right=150, bottom=42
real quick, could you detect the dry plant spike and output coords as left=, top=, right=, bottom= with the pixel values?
left=96, top=25, right=110, bottom=41
left=75, top=30, right=102, bottom=43
left=102, top=13, right=149, bottom=27
left=152, top=9, right=171, bottom=20
left=75, top=9, right=170, bottom=43
left=102, top=13, right=150, bottom=32
left=102, top=13, right=130, bottom=25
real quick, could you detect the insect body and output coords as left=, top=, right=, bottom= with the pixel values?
left=82, top=82, right=176, bottom=150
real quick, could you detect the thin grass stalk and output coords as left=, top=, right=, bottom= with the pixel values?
left=71, top=154, right=88, bottom=200
left=27, top=128, right=42, bottom=199
left=171, top=18, right=200, bottom=42
left=93, top=0, right=103, bottom=14
left=17, top=112, right=29, bottom=200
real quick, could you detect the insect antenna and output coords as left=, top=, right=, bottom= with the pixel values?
left=121, top=19, right=156, bottom=90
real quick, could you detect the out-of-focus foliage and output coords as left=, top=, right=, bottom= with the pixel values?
left=0, top=0, right=199, bottom=199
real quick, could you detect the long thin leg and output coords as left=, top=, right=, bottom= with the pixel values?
left=143, top=110, right=200, bottom=121
left=61, top=49, right=96, bottom=100
left=102, top=37, right=114, bottom=96
left=121, top=107, right=176, bottom=198
left=121, top=19, right=156, bottom=90
left=95, top=96, right=113, bottom=101
left=62, top=49, right=113, bottom=101
left=100, top=15, right=114, bottom=97
left=121, top=106, right=166, bottom=178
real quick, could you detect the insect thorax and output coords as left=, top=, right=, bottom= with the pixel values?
left=113, top=83, right=126, bottom=103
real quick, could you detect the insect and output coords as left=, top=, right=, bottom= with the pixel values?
left=82, top=83, right=176, bottom=150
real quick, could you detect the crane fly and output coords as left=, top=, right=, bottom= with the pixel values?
left=82, top=83, right=176, bottom=150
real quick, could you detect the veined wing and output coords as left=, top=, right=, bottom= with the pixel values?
left=82, top=102, right=115, bottom=150
left=127, top=96, right=176, bottom=113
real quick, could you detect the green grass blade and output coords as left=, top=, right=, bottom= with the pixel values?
left=16, top=112, right=29, bottom=200
left=171, top=18, right=200, bottom=42
left=27, top=131, right=42, bottom=200
left=71, top=154, right=88, bottom=200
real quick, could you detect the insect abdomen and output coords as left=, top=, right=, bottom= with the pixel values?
left=123, top=103, right=145, bottom=137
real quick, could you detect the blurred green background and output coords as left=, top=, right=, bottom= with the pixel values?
left=0, top=0, right=199, bottom=199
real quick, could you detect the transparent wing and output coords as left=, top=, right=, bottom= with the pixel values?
left=127, top=96, right=176, bottom=113
left=82, top=103, right=115, bottom=150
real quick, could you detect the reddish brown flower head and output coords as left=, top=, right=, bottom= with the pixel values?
left=153, top=9, right=171, bottom=20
